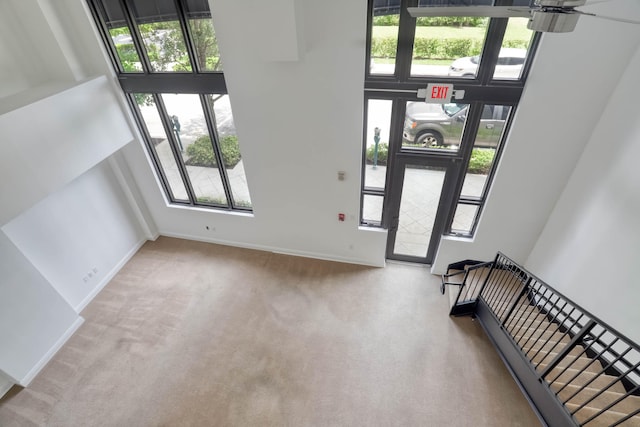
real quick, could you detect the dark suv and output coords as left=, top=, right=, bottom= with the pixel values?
left=403, top=102, right=510, bottom=148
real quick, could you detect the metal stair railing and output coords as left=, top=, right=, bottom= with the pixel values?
left=441, top=259, right=493, bottom=316
left=445, top=252, right=640, bottom=427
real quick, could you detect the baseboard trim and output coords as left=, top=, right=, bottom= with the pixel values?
left=74, top=238, right=148, bottom=313
left=159, top=232, right=385, bottom=267
left=18, top=317, right=84, bottom=387
left=0, top=376, right=14, bottom=399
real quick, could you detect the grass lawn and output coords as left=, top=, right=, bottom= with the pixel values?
left=373, top=18, right=532, bottom=42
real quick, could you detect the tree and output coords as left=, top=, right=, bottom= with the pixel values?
left=110, top=18, right=221, bottom=73
left=190, top=19, right=221, bottom=71
left=139, top=19, right=221, bottom=72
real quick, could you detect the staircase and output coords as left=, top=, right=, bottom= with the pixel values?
left=443, top=253, right=640, bottom=427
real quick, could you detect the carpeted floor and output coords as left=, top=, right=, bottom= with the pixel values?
left=0, top=237, right=541, bottom=426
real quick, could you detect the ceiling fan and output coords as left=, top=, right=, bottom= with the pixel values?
left=407, top=0, right=640, bottom=33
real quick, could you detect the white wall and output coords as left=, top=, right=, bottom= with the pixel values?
left=0, top=77, right=136, bottom=225
left=0, top=370, right=14, bottom=398
left=2, top=161, right=147, bottom=312
left=526, top=43, right=640, bottom=344
left=0, top=0, right=152, bottom=392
left=0, top=231, right=81, bottom=386
left=0, top=0, right=75, bottom=89
left=122, top=0, right=387, bottom=266
left=432, top=0, right=640, bottom=273
left=0, top=34, right=30, bottom=99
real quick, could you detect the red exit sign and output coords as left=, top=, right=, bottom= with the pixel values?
left=425, top=83, right=453, bottom=103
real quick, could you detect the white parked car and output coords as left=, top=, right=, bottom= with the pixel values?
left=448, top=48, right=527, bottom=79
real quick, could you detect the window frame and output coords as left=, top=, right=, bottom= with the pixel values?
left=362, top=0, right=540, bottom=237
left=86, top=0, right=251, bottom=212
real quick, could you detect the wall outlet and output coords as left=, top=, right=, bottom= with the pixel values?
left=83, top=267, right=99, bottom=284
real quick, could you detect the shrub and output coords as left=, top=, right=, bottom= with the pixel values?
left=373, top=15, right=400, bottom=26
left=366, top=143, right=388, bottom=165
left=371, top=36, right=483, bottom=60
left=372, top=16, right=487, bottom=27
left=370, top=37, right=399, bottom=58
left=220, top=135, right=241, bottom=166
left=185, top=135, right=242, bottom=168
left=502, top=39, right=529, bottom=50
left=468, top=148, right=495, bottom=174
left=416, top=17, right=488, bottom=27
left=114, top=43, right=139, bottom=72
left=441, top=38, right=482, bottom=59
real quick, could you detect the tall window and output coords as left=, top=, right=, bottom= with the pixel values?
left=363, top=0, right=537, bottom=240
left=87, top=0, right=252, bottom=211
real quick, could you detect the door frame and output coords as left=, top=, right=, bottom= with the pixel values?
left=362, top=0, right=541, bottom=264
left=385, top=154, right=461, bottom=263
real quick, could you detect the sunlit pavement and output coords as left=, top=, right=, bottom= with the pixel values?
left=138, top=94, right=251, bottom=205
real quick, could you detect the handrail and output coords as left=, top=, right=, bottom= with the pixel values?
left=440, top=259, right=491, bottom=295
left=441, top=260, right=493, bottom=309
left=450, top=252, right=640, bottom=426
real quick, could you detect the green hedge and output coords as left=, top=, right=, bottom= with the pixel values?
left=365, top=144, right=493, bottom=173
left=371, top=36, right=529, bottom=60
left=468, top=148, right=495, bottom=174
left=366, top=143, right=388, bottom=165
left=415, top=17, right=487, bottom=27
left=185, top=135, right=242, bottom=168
left=373, top=16, right=487, bottom=27
left=114, top=43, right=139, bottom=72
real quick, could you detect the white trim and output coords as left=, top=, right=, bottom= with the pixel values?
left=18, top=317, right=84, bottom=387
left=159, top=232, right=385, bottom=268
left=0, top=371, right=15, bottom=399
left=74, top=238, right=148, bottom=313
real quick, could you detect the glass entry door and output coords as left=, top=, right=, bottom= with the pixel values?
left=386, top=157, right=457, bottom=263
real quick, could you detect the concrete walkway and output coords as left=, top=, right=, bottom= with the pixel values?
left=364, top=163, right=487, bottom=257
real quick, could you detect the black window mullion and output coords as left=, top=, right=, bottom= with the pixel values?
left=381, top=97, right=406, bottom=229
left=154, top=93, right=199, bottom=204
left=395, top=0, right=417, bottom=82
left=118, top=73, right=227, bottom=94
left=119, top=0, right=154, bottom=73
left=364, top=0, right=375, bottom=81
left=360, top=94, right=371, bottom=224
left=200, top=94, right=236, bottom=209
left=126, top=94, right=182, bottom=203
left=441, top=101, right=484, bottom=234
left=173, top=0, right=200, bottom=73
left=87, top=0, right=126, bottom=74
left=477, top=18, right=509, bottom=85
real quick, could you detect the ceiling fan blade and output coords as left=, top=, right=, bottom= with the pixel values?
left=407, top=6, right=532, bottom=18
left=574, top=9, right=640, bottom=25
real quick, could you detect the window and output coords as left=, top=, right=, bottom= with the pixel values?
left=87, top=0, right=251, bottom=211
left=363, top=0, right=538, bottom=243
